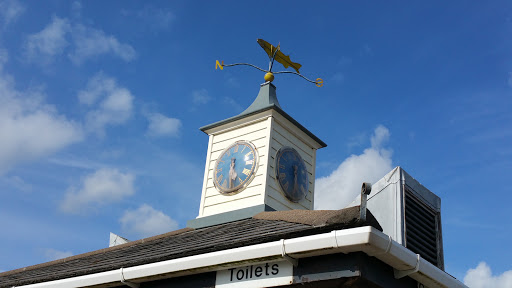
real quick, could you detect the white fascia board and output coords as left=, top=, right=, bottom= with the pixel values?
left=124, top=241, right=284, bottom=280
left=15, top=226, right=466, bottom=288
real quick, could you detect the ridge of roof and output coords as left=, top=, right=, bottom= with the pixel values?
left=253, top=206, right=382, bottom=230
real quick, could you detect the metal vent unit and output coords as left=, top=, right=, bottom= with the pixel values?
left=404, top=189, right=443, bottom=269
left=347, top=166, right=444, bottom=270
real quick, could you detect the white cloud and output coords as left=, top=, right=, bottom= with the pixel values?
left=78, top=72, right=134, bottom=136
left=71, top=1, right=82, bottom=19
left=23, top=15, right=135, bottom=65
left=192, top=88, right=211, bottom=105
left=464, top=262, right=512, bottom=288
left=0, top=175, right=32, bottom=192
left=224, top=96, right=243, bottom=111
left=23, top=16, right=71, bottom=65
left=121, top=6, right=175, bottom=30
left=138, top=6, right=175, bottom=29
left=0, top=48, right=6, bottom=65
left=0, top=50, right=83, bottom=174
left=227, top=77, right=240, bottom=88
left=69, top=23, right=136, bottom=64
left=44, top=248, right=73, bottom=261
left=146, top=113, right=181, bottom=137
left=0, top=0, right=25, bottom=28
left=60, top=168, right=135, bottom=214
left=314, top=125, right=393, bottom=210
left=370, top=125, right=390, bottom=148
left=120, top=204, right=178, bottom=238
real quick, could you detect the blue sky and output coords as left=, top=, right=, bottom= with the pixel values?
left=0, top=1, right=511, bottom=286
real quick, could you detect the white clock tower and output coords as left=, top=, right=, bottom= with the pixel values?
left=187, top=82, right=326, bottom=228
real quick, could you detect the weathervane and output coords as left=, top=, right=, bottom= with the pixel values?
left=216, top=39, right=323, bottom=87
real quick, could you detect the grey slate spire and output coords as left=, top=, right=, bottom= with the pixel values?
left=238, top=82, right=280, bottom=117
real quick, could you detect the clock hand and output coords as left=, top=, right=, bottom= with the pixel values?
left=229, top=157, right=237, bottom=188
left=293, top=165, right=298, bottom=194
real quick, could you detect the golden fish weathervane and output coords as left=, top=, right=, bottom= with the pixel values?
left=216, top=39, right=323, bottom=87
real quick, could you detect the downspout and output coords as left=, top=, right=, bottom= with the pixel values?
left=120, top=268, right=139, bottom=288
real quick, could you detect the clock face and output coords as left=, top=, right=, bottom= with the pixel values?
left=213, top=141, right=258, bottom=195
left=275, top=147, right=309, bottom=203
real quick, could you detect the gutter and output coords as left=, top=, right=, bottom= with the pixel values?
left=14, top=226, right=466, bottom=288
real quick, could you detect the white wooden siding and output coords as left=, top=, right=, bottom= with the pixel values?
left=264, top=117, right=316, bottom=211
left=197, top=109, right=322, bottom=218
left=200, top=116, right=271, bottom=217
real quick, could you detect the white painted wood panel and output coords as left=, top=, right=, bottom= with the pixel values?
left=265, top=192, right=309, bottom=211
left=272, top=122, right=314, bottom=158
left=204, top=187, right=263, bottom=207
left=198, top=135, right=214, bottom=217
left=271, top=132, right=313, bottom=166
left=197, top=109, right=323, bottom=218
left=271, top=111, right=324, bottom=149
left=202, top=194, right=262, bottom=217
left=265, top=182, right=312, bottom=210
left=211, top=129, right=268, bottom=153
left=198, top=117, right=272, bottom=218
left=210, top=118, right=269, bottom=141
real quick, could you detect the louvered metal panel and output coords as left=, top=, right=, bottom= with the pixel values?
left=404, top=189, right=441, bottom=268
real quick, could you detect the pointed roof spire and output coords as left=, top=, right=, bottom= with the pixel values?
left=200, top=82, right=326, bottom=148
left=238, top=82, right=280, bottom=117
left=200, top=82, right=280, bottom=132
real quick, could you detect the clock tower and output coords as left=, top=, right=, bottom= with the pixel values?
left=187, top=82, right=326, bottom=228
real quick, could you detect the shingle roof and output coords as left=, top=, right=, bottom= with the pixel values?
left=0, top=206, right=380, bottom=288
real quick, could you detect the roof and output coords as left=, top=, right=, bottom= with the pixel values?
left=199, top=82, right=327, bottom=148
left=0, top=206, right=380, bottom=287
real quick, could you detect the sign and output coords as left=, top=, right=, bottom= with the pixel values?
left=216, top=260, right=293, bottom=288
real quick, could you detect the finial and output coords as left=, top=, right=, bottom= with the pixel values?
left=215, top=39, right=323, bottom=87
left=264, top=72, right=274, bottom=82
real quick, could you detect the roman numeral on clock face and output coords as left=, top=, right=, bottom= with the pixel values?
left=242, top=168, right=251, bottom=176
